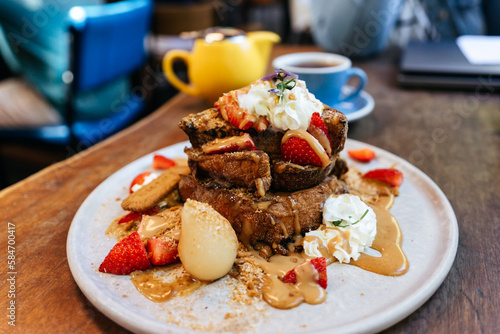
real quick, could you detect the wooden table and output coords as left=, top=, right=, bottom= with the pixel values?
left=1, top=45, right=499, bottom=333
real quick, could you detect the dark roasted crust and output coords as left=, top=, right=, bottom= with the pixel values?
left=270, top=156, right=349, bottom=192
left=271, top=157, right=337, bottom=192
left=185, top=148, right=272, bottom=195
left=332, top=157, right=348, bottom=178
left=178, top=109, right=242, bottom=149
left=322, top=105, right=348, bottom=156
left=248, top=128, right=284, bottom=155
left=179, top=174, right=342, bottom=254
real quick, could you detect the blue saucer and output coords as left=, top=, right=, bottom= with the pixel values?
left=330, top=86, right=374, bottom=122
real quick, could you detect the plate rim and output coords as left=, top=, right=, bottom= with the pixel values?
left=67, top=139, right=458, bottom=334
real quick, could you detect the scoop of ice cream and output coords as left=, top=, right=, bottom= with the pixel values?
left=304, top=194, right=377, bottom=263
left=236, top=79, right=323, bottom=131
left=178, top=199, right=238, bottom=281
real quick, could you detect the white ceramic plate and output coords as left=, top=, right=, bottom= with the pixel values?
left=67, top=139, right=458, bottom=334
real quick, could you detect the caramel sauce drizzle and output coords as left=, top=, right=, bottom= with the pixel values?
left=239, top=252, right=326, bottom=309
left=351, top=204, right=409, bottom=276
left=130, top=266, right=207, bottom=303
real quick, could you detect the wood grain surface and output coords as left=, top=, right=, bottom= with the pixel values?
left=1, top=45, right=499, bottom=333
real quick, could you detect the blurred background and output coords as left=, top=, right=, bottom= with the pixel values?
left=0, top=0, right=498, bottom=189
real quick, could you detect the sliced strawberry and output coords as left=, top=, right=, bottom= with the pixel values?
left=308, top=112, right=332, bottom=155
left=146, top=238, right=179, bottom=266
left=348, top=148, right=376, bottom=162
left=281, top=267, right=297, bottom=284
left=309, top=113, right=329, bottom=135
left=281, top=257, right=328, bottom=289
left=281, top=136, right=326, bottom=167
left=99, top=232, right=151, bottom=275
left=118, top=212, right=142, bottom=224
left=310, top=257, right=328, bottom=289
left=129, top=171, right=152, bottom=193
left=363, top=168, right=403, bottom=187
left=153, top=154, right=176, bottom=170
left=202, top=133, right=257, bottom=154
left=215, top=93, right=256, bottom=130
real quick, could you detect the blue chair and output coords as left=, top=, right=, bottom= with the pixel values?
left=0, top=0, right=153, bottom=149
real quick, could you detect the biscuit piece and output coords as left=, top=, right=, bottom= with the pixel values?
left=122, top=166, right=190, bottom=212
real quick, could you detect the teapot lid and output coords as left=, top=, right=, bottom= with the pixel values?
left=180, top=27, right=246, bottom=43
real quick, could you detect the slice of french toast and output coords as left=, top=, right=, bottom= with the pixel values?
left=185, top=147, right=272, bottom=196
left=179, top=108, right=242, bottom=149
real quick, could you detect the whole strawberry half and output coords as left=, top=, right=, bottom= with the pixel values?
left=308, top=112, right=332, bottom=155
left=282, top=257, right=328, bottom=289
left=281, top=136, right=324, bottom=167
left=363, top=168, right=403, bottom=187
left=146, top=238, right=179, bottom=266
left=99, top=232, right=151, bottom=275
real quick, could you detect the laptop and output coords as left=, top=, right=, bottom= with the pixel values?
left=398, top=40, right=500, bottom=90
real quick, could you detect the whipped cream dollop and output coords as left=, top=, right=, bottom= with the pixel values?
left=236, top=79, right=323, bottom=131
left=304, top=194, right=377, bottom=263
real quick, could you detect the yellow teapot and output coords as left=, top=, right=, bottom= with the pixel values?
left=163, top=27, right=280, bottom=104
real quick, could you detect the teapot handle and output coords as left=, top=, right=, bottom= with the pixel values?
left=163, top=50, right=200, bottom=97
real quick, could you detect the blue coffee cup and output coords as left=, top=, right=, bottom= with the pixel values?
left=272, top=52, right=367, bottom=107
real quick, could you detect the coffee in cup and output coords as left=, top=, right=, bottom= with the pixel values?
left=272, top=52, right=367, bottom=107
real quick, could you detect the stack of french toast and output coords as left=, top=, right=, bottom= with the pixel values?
left=178, top=105, right=349, bottom=255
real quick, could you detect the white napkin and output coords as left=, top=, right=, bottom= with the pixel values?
left=456, top=35, right=500, bottom=65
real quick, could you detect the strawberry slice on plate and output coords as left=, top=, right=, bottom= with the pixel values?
left=119, top=207, right=160, bottom=224
left=118, top=212, right=143, bottom=224
left=99, top=232, right=151, bottom=275
left=363, top=168, right=404, bottom=187
left=348, top=148, right=376, bottom=162
left=153, top=154, right=176, bottom=170
left=129, top=171, right=152, bottom=193
left=282, top=257, right=328, bottom=289
left=308, top=112, right=332, bottom=155
left=146, top=238, right=179, bottom=266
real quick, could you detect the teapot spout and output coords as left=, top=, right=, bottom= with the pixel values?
left=248, top=31, right=281, bottom=64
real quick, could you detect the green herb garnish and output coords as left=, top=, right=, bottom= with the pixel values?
left=329, top=209, right=369, bottom=228
left=263, top=69, right=297, bottom=105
